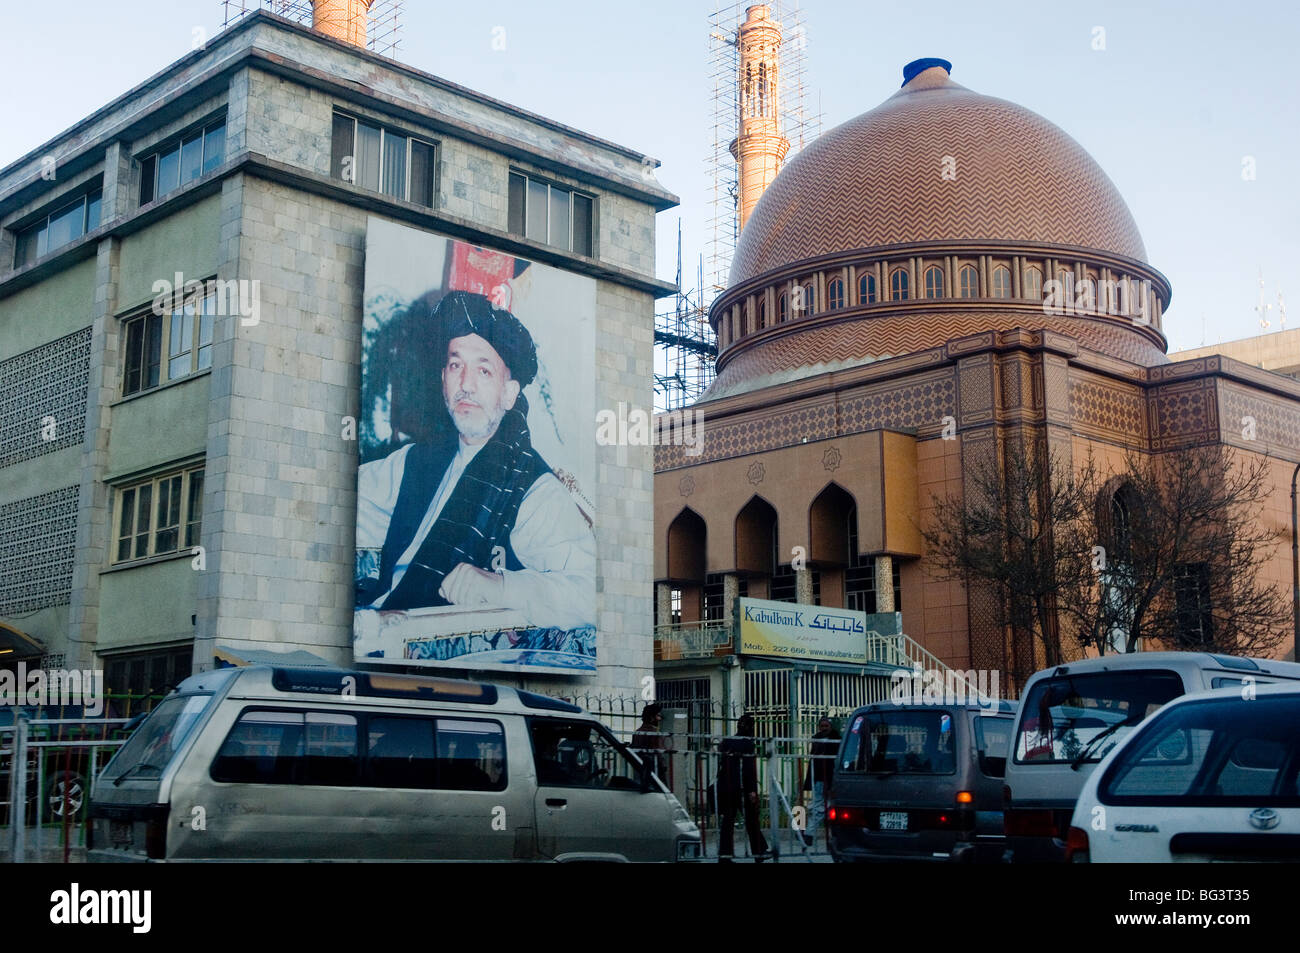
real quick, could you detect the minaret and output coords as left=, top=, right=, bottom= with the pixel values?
left=310, top=0, right=374, bottom=47
left=729, top=5, right=790, bottom=234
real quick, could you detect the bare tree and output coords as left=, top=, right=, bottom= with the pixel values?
left=922, top=438, right=1099, bottom=672
left=1082, top=446, right=1289, bottom=657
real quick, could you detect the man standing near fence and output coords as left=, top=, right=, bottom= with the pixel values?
left=630, top=703, right=667, bottom=781
left=801, top=715, right=841, bottom=849
left=716, top=712, right=770, bottom=863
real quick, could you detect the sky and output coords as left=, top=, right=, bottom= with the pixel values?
left=2, top=0, right=1298, bottom=353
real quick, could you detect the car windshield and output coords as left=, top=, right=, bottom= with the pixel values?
left=840, top=709, right=957, bottom=775
left=1100, top=694, right=1300, bottom=805
left=1014, top=671, right=1183, bottom=765
left=101, top=694, right=212, bottom=781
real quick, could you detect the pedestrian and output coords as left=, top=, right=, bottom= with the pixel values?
left=630, top=702, right=667, bottom=781
left=801, top=715, right=841, bottom=848
left=716, top=712, right=770, bottom=862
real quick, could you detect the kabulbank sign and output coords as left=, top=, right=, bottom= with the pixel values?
left=736, top=597, right=872, bottom=665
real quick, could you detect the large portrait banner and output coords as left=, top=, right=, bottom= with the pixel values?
left=354, top=218, right=598, bottom=674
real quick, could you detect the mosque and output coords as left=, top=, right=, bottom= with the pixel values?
left=652, top=15, right=1300, bottom=723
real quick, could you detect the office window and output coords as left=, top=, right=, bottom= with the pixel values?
left=114, top=465, right=205, bottom=563
left=123, top=291, right=216, bottom=396
left=507, top=171, right=594, bottom=256
left=924, top=266, right=944, bottom=299
left=13, top=190, right=102, bottom=268
left=331, top=112, right=435, bottom=208
left=138, top=119, right=226, bottom=205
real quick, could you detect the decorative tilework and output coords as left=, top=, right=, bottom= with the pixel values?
left=0, top=485, right=79, bottom=615
left=0, top=328, right=91, bottom=469
left=1069, top=377, right=1146, bottom=440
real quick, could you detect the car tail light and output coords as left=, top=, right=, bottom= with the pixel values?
left=955, top=791, right=973, bottom=805
left=1004, top=808, right=1059, bottom=837
left=1065, top=826, right=1090, bottom=863
left=828, top=805, right=860, bottom=826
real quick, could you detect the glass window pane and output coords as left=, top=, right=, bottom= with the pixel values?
left=45, top=198, right=84, bottom=252
left=157, top=145, right=180, bottom=197
left=145, top=314, right=163, bottom=389
left=197, top=299, right=214, bottom=371
left=123, top=318, right=144, bottom=395
left=526, top=179, right=548, bottom=242
left=15, top=225, right=40, bottom=268
left=381, top=130, right=407, bottom=200
left=202, top=121, right=226, bottom=173
left=409, top=140, right=434, bottom=207
left=134, top=484, right=152, bottom=558
left=86, top=191, right=102, bottom=231
left=508, top=173, right=526, bottom=235
left=180, top=132, right=203, bottom=185
left=572, top=193, right=593, bottom=257
left=118, top=488, right=136, bottom=561
left=367, top=716, right=436, bottom=788
left=155, top=475, right=181, bottom=554
left=436, top=719, right=507, bottom=791
left=139, top=155, right=156, bottom=204
left=548, top=186, right=570, bottom=249
left=185, top=470, right=204, bottom=548
left=331, top=114, right=355, bottom=182
left=356, top=122, right=381, bottom=192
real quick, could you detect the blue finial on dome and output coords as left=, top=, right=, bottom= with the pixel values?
left=901, top=58, right=952, bottom=87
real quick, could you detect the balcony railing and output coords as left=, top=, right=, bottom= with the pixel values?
left=654, top=620, right=734, bottom=659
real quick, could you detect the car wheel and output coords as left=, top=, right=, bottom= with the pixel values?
left=45, top=771, right=87, bottom=820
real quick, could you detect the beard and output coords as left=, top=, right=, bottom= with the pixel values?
left=447, top=390, right=506, bottom=441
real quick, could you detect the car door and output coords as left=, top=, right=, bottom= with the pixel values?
left=528, top=717, right=670, bottom=862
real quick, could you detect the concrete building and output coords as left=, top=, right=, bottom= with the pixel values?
left=0, top=7, right=675, bottom=702
left=654, top=58, right=1300, bottom=724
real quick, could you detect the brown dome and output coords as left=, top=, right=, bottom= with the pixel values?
left=729, top=64, right=1148, bottom=286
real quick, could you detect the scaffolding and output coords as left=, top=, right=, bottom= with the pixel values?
left=220, top=0, right=405, bottom=60
left=655, top=221, right=717, bottom=412
left=706, top=1, right=819, bottom=300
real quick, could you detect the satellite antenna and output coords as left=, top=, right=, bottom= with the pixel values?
left=1257, top=270, right=1272, bottom=330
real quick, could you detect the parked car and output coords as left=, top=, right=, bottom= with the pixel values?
left=1003, top=652, right=1300, bottom=862
left=0, top=704, right=139, bottom=825
left=828, top=697, right=1017, bottom=862
left=1067, top=684, right=1300, bottom=861
left=89, top=664, right=702, bottom=862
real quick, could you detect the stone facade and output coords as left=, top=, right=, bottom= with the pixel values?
left=0, top=12, right=675, bottom=700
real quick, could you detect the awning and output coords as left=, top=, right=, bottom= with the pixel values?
left=0, top=620, right=45, bottom=661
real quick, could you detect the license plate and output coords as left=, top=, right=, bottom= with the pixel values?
left=879, top=812, right=908, bottom=831
left=109, top=820, right=133, bottom=848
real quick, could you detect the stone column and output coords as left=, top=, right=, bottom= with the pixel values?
left=874, top=555, right=895, bottom=613
left=656, top=582, right=672, bottom=628
left=796, top=568, right=814, bottom=605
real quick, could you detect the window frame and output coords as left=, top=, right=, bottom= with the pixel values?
left=924, top=265, right=944, bottom=299
left=1022, top=266, right=1043, bottom=301
left=330, top=110, right=437, bottom=209
left=991, top=265, right=1012, bottom=299
left=858, top=272, right=876, bottom=304
left=13, top=188, right=103, bottom=268
left=121, top=287, right=217, bottom=398
left=507, top=170, right=595, bottom=256
left=826, top=277, right=845, bottom=311
left=889, top=268, right=909, bottom=301
left=113, top=464, right=205, bottom=565
left=959, top=265, right=979, bottom=298
left=138, top=118, right=227, bottom=206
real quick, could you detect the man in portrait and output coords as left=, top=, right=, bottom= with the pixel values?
left=355, top=290, right=596, bottom=636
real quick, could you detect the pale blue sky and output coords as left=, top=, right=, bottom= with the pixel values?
left=3, top=0, right=1298, bottom=351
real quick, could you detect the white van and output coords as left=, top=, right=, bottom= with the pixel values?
left=1002, top=651, right=1300, bottom=862
left=88, top=665, right=702, bottom=862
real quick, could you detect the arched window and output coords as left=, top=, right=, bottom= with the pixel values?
left=800, top=282, right=816, bottom=315
left=778, top=291, right=789, bottom=323
left=992, top=265, right=1012, bottom=298
left=858, top=272, right=876, bottom=304
left=889, top=268, right=909, bottom=301
left=924, top=266, right=944, bottom=299
left=757, top=296, right=767, bottom=329
left=1023, top=266, right=1043, bottom=300
left=827, top=278, right=845, bottom=310
left=959, top=265, right=978, bottom=298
